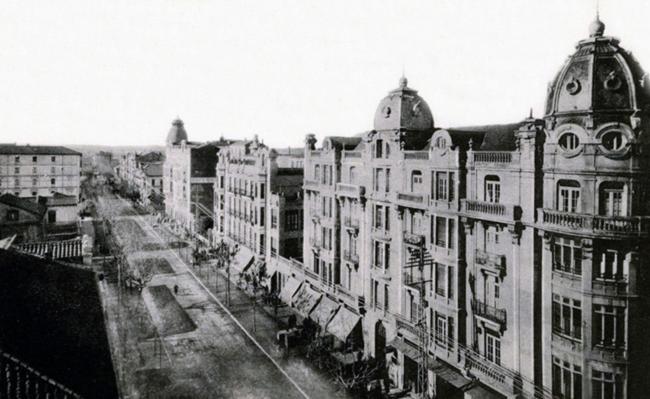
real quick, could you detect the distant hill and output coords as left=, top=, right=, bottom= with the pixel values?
left=66, top=144, right=165, bottom=157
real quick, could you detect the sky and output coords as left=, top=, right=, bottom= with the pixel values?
left=1, top=0, right=649, bottom=148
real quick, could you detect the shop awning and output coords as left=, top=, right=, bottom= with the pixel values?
left=326, top=306, right=361, bottom=342
left=431, top=363, right=472, bottom=389
left=230, top=247, right=254, bottom=275
left=387, top=336, right=421, bottom=362
left=292, top=284, right=322, bottom=317
left=309, top=295, right=339, bottom=329
left=280, top=276, right=302, bottom=305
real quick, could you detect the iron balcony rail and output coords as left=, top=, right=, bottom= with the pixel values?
left=0, top=350, right=82, bottom=399
left=343, top=249, right=359, bottom=264
left=403, top=151, right=429, bottom=160
left=471, top=299, right=507, bottom=326
left=403, top=231, right=425, bottom=246
left=475, top=249, right=506, bottom=274
left=403, top=270, right=428, bottom=286
left=336, top=183, right=366, bottom=199
left=343, top=216, right=360, bottom=229
left=397, top=192, right=426, bottom=206
left=538, top=209, right=650, bottom=237
left=342, top=151, right=362, bottom=158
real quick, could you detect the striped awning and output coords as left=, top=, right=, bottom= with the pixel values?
left=15, top=237, right=83, bottom=260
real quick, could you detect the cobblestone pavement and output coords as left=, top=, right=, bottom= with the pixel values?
left=97, top=193, right=353, bottom=399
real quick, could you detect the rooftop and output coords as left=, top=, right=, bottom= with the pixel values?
left=0, top=144, right=81, bottom=156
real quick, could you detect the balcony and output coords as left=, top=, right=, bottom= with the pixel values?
left=403, top=231, right=425, bottom=246
left=403, top=151, right=429, bottom=160
left=460, top=349, right=520, bottom=397
left=334, top=284, right=356, bottom=303
left=343, top=249, right=359, bottom=265
left=471, top=151, right=520, bottom=166
left=304, top=179, right=320, bottom=190
left=402, top=270, right=428, bottom=287
left=336, top=183, right=366, bottom=200
left=471, top=299, right=507, bottom=327
left=461, top=199, right=519, bottom=224
left=310, top=211, right=321, bottom=223
left=396, top=192, right=427, bottom=209
left=342, top=216, right=360, bottom=231
left=309, top=237, right=322, bottom=251
left=538, top=209, right=650, bottom=238
left=342, top=151, right=362, bottom=159
left=475, top=249, right=506, bottom=277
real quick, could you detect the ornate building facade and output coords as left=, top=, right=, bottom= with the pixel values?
left=163, top=118, right=232, bottom=235
left=213, top=136, right=304, bottom=284
left=299, top=18, right=649, bottom=399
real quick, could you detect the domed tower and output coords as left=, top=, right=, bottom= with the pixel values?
left=540, top=17, right=650, bottom=399
left=166, top=118, right=188, bottom=145
left=373, top=76, right=434, bottom=132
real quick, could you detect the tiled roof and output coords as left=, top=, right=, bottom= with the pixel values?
left=46, top=192, right=78, bottom=207
left=15, top=237, right=82, bottom=259
left=0, top=194, right=46, bottom=217
left=0, top=145, right=81, bottom=156
left=142, top=162, right=163, bottom=177
left=448, top=123, right=521, bottom=151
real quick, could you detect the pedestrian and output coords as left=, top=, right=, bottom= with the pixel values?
left=174, top=284, right=179, bottom=295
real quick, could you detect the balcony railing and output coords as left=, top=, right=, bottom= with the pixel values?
left=403, top=231, right=425, bottom=246
left=334, top=284, right=355, bottom=302
left=471, top=299, right=507, bottom=326
left=397, top=192, right=426, bottom=208
left=538, top=209, right=650, bottom=237
left=342, top=151, right=362, bottom=159
left=309, top=237, right=322, bottom=249
left=304, top=179, right=319, bottom=188
left=403, top=270, right=428, bottom=286
left=336, top=183, right=366, bottom=199
left=461, top=199, right=518, bottom=222
left=343, top=249, right=359, bottom=264
left=403, top=151, right=429, bottom=160
left=343, top=216, right=360, bottom=230
left=472, top=151, right=518, bottom=164
left=475, top=249, right=506, bottom=275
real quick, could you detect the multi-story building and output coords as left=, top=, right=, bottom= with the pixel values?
left=163, top=118, right=232, bottom=235
left=0, top=145, right=81, bottom=201
left=300, top=18, right=649, bottom=399
left=214, top=136, right=304, bottom=282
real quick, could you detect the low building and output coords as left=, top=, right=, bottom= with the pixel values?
left=0, top=193, right=46, bottom=243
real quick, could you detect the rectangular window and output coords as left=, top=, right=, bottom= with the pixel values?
left=552, top=295, right=582, bottom=340
left=435, top=216, right=447, bottom=247
left=597, top=250, right=625, bottom=280
left=14, top=156, right=20, bottom=163
left=552, top=357, right=582, bottom=399
left=485, top=332, right=501, bottom=365
left=436, top=172, right=448, bottom=200
left=559, top=185, right=580, bottom=212
left=435, top=314, right=448, bottom=348
left=592, top=370, right=623, bottom=399
left=593, top=305, right=626, bottom=347
left=32, top=156, right=37, bottom=162
left=485, top=178, right=501, bottom=203
left=553, top=237, right=582, bottom=276
left=385, top=169, right=390, bottom=192
left=435, top=263, right=447, bottom=297
left=383, top=284, right=389, bottom=311
left=374, top=240, right=384, bottom=268
left=375, top=139, right=383, bottom=158
left=51, top=156, right=56, bottom=162
left=14, top=167, right=19, bottom=174
left=602, top=188, right=624, bottom=217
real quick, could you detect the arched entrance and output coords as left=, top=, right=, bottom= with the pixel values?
left=375, top=320, right=386, bottom=361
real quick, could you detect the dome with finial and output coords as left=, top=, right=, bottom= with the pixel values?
left=373, top=76, right=434, bottom=131
left=545, top=17, right=650, bottom=117
left=166, top=117, right=188, bottom=145
left=589, top=15, right=605, bottom=37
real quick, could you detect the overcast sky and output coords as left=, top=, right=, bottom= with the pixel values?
left=1, top=0, right=649, bottom=148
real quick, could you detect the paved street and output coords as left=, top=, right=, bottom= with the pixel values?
left=96, top=192, right=352, bottom=399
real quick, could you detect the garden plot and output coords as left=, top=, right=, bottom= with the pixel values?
left=142, top=285, right=197, bottom=336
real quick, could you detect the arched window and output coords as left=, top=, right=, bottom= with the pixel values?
left=557, top=180, right=581, bottom=212
left=599, top=182, right=626, bottom=216
left=484, top=175, right=501, bottom=203
left=411, top=170, right=423, bottom=192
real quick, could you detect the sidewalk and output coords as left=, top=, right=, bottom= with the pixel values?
left=188, top=260, right=354, bottom=399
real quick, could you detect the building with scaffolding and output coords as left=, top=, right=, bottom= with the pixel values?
left=300, top=17, right=650, bottom=399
